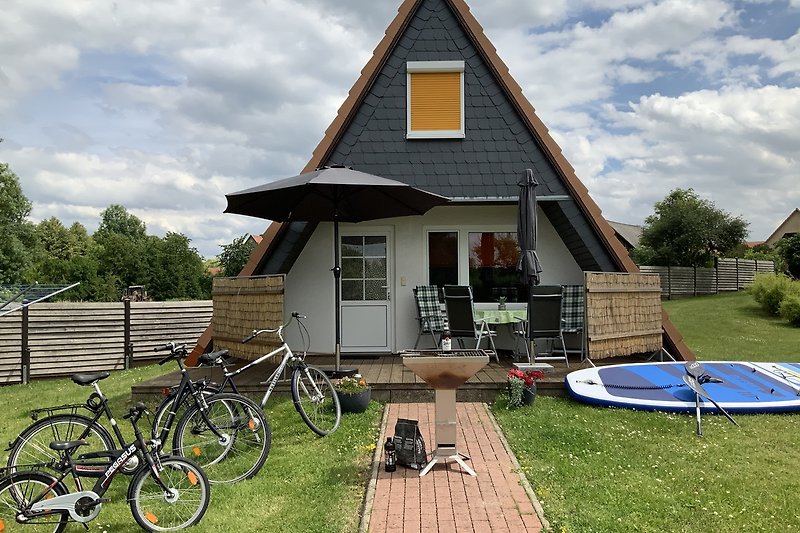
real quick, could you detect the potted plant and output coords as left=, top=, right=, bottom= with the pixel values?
left=497, top=296, right=507, bottom=310
left=335, top=374, right=371, bottom=413
left=506, top=368, right=545, bottom=408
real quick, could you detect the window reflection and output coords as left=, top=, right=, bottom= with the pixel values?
left=468, top=232, right=526, bottom=303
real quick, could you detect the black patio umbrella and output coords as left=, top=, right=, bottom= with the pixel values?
left=225, top=165, right=449, bottom=370
left=517, top=168, right=543, bottom=287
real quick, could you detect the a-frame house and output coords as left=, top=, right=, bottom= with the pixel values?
left=217, top=0, right=692, bottom=360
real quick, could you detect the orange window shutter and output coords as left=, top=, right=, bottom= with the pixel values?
left=410, top=72, right=461, bottom=131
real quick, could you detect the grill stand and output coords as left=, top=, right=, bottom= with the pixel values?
left=401, top=350, right=489, bottom=477
left=418, top=389, right=476, bottom=477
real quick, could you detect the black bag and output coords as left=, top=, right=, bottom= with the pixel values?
left=392, top=418, right=428, bottom=470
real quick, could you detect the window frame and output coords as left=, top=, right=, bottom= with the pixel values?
left=406, top=60, right=465, bottom=139
left=425, top=225, right=525, bottom=305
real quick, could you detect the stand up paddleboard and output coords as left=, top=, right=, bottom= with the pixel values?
left=566, top=361, right=800, bottom=414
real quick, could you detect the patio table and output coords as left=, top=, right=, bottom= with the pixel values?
left=473, top=309, right=527, bottom=360
left=474, top=309, right=527, bottom=324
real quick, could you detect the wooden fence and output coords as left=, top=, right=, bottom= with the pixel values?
left=0, top=300, right=212, bottom=385
left=640, top=258, right=775, bottom=299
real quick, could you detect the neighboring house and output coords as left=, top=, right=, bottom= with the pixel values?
left=232, top=0, right=691, bottom=360
left=608, top=221, right=643, bottom=251
left=248, top=234, right=263, bottom=247
left=764, top=208, right=800, bottom=247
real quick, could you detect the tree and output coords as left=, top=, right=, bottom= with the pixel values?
left=776, top=234, right=800, bottom=279
left=218, top=234, right=257, bottom=277
left=148, top=232, right=210, bottom=300
left=631, top=188, right=749, bottom=267
left=93, top=205, right=149, bottom=298
left=0, top=162, right=31, bottom=225
left=95, top=204, right=146, bottom=240
left=30, top=218, right=103, bottom=300
left=0, top=163, right=35, bottom=283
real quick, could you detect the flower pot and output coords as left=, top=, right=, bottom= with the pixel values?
left=507, top=381, right=536, bottom=408
left=338, top=388, right=371, bottom=413
left=522, top=384, right=536, bottom=405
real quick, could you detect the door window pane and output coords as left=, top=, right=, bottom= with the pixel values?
left=341, top=235, right=388, bottom=301
left=364, top=236, right=386, bottom=256
left=365, top=280, right=387, bottom=301
left=468, top=232, right=525, bottom=303
left=342, top=258, right=363, bottom=279
left=342, top=280, right=363, bottom=301
left=428, top=231, right=458, bottom=289
left=341, top=236, right=363, bottom=257
left=365, top=258, right=387, bottom=278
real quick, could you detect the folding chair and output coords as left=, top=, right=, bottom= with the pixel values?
left=512, top=318, right=531, bottom=364
left=560, top=285, right=585, bottom=363
left=527, top=285, right=568, bottom=367
left=443, top=285, right=498, bottom=361
left=413, top=286, right=446, bottom=349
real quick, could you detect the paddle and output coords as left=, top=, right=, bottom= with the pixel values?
left=683, top=362, right=738, bottom=437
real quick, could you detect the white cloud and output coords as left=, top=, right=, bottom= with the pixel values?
left=1, top=0, right=799, bottom=254
left=573, top=85, right=800, bottom=238
left=484, top=0, right=736, bottom=116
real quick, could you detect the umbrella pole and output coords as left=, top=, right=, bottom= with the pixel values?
left=333, top=218, right=341, bottom=371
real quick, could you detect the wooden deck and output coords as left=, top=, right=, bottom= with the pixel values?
left=130, top=353, right=588, bottom=403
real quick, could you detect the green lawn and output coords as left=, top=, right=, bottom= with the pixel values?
left=0, top=365, right=382, bottom=532
left=662, top=291, right=800, bottom=361
left=495, top=291, right=800, bottom=532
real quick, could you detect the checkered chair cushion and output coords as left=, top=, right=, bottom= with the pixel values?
left=414, top=286, right=446, bottom=332
left=561, top=285, right=584, bottom=333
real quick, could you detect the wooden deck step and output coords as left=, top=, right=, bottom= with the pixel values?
left=130, top=354, right=578, bottom=403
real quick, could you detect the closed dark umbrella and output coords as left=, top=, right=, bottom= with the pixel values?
left=517, top=168, right=543, bottom=287
left=225, top=165, right=449, bottom=369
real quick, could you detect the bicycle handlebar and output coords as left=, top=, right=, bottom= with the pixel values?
left=124, top=402, right=148, bottom=422
left=154, top=342, right=188, bottom=365
left=154, top=342, right=175, bottom=352
left=241, top=311, right=306, bottom=344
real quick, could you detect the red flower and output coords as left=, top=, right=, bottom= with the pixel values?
left=507, top=369, right=544, bottom=387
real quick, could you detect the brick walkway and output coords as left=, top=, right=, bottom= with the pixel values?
left=363, top=403, right=545, bottom=533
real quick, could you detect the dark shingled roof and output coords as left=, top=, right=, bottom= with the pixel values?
left=229, top=0, right=693, bottom=361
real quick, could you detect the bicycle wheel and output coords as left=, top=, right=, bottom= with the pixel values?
left=0, top=470, right=69, bottom=532
left=128, top=455, right=210, bottom=532
left=6, top=414, right=114, bottom=473
left=172, top=393, right=271, bottom=483
left=151, top=386, right=219, bottom=440
left=291, top=365, right=341, bottom=436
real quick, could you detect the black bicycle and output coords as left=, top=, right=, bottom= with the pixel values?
left=0, top=402, right=210, bottom=532
left=6, top=372, right=144, bottom=482
left=152, top=312, right=340, bottom=437
left=151, top=342, right=272, bottom=483
left=7, top=348, right=271, bottom=485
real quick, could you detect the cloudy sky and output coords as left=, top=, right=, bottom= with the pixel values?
left=1, top=0, right=798, bottom=257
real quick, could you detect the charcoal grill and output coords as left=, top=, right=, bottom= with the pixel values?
left=401, top=349, right=490, bottom=476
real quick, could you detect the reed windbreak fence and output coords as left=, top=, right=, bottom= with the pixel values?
left=584, top=272, right=663, bottom=360
left=211, top=275, right=285, bottom=361
left=0, top=300, right=212, bottom=385
left=640, top=258, right=775, bottom=299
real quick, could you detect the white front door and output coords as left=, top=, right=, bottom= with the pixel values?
left=340, top=231, right=392, bottom=353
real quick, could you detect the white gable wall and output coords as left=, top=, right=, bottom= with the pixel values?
left=284, top=204, right=582, bottom=353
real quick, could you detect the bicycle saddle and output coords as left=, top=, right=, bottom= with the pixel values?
left=71, top=372, right=111, bottom=386
left=49, top=439, right=88, bottom=452
left=198, top=350, right=231, bottom=366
